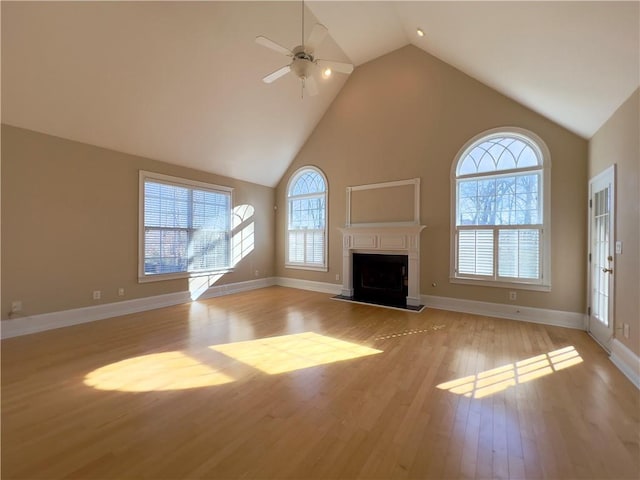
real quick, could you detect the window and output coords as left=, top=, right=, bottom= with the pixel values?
left=139, top=171, right=232, bottom=281
left=286, top=167, right=328, bottom=271
left=451, top=128, right=551, bottom=290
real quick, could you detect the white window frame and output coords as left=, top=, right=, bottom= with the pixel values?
left=285, top=166, right=328, bottom=272
left=138, top=170, right=233, bottom=283
left=449, top=127, right=551, bottom=291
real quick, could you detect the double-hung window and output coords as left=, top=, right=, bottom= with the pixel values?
left=139, top=171, right=232, bottom=281
left=451, top=129, right=551, bottom=290
left=286, top=167, right=328, bottom=271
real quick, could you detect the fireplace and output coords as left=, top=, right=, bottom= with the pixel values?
left=353, top=253, right=408, bottom=307
left=339, top=225, right=426, bottom=308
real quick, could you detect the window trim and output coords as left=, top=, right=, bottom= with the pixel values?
left=285, top=166, right=329, bottom=272
left=449, top=127, right=551, bottom=291
left=138, top=170, right=234, bottom=283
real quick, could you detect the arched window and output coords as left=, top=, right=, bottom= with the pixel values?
left=451, top=128, right=551, bottom=289
left=286, top=166, right=328, bottom=271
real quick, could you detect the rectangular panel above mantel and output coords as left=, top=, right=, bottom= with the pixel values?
left=345, top=178, right=421, bottom=228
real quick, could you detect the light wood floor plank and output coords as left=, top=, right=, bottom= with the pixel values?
left=2, top=286, right=639, bottom=479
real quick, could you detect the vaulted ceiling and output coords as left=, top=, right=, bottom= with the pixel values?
left=2, top=1, right=638, bottom=188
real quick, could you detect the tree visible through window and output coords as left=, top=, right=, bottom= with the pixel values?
left=452, top=130, right=550, bottom=287
left=286, top=167, right=327, bottom=270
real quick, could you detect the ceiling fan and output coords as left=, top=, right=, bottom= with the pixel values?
left=255, top=1, right=354, bottom=97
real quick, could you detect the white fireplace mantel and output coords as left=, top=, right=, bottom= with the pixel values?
left=339, top=224, right=426, bottom=307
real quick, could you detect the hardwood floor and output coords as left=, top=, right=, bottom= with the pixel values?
left=2, top=286, right=639, bottom=479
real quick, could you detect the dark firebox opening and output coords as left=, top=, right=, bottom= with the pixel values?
left=353, top=253, right=408, bottom=308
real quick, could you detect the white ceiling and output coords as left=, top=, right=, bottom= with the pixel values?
left=2, top=1, right=639, bottom=188
left=309, top=1, right=640, bottom=141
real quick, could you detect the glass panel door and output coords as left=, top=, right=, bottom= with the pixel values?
left=588, top=166, right=615, bottom=351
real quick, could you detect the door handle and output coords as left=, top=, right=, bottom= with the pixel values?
left=602, top=267, right=613, bottom=274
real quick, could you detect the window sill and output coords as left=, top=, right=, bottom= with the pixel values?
left=139, top=269, right=234, bottom=283
left=285, top=264, right=328, bottom=273
left=450, top=276, right=551, bottom=292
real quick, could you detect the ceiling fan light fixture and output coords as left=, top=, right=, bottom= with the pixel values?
left=322, top=67, right=332, bottom=79
left=291, top=57, right=312, bottom=79
left=416, top=28, right=425, bottom=37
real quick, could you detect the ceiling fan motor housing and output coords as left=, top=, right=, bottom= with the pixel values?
left=291, top=46, right=315, bottom=79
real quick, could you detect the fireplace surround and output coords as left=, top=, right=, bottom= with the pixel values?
left=339, top=225, right=426, bottom=307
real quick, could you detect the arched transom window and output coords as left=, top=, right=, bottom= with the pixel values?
left=451, top=129, right=551, bottom=289
left=286, top=167, right=328, bottom=270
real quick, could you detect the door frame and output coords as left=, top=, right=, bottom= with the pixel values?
left=587, top=164, right=616, bottom=352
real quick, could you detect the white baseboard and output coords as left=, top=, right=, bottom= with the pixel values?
left=421, top=294, right=586, bottom=330
left=610, top=339, right=640, bottom=390
left=0, top=278, right=588, bottom=339
left=274, top=277, right=342, bottom=295
left=273, top=281, right=585, bottom=330
left=1, top=277, right=276, bottom=339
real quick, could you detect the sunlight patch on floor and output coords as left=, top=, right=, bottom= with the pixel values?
left=84, top=332, right=381, bottom=391
left=210, top=332, right=382, bottom=375
left=437, top=346, right=583, bottom=399
left=84, top=351, right=235, bottom=392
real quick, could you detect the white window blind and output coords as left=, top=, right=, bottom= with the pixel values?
left=498, top=229, right=540, bottom=279
left=140, top=172, right=232, bottom=279
left=457, top=229, right=494, bottom=276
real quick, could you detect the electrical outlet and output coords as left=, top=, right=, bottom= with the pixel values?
left=509, top=291, right=517, bottom=301
left=11, top=300, right=22, bottom=313
left=336, top=274, right=340, bottom=281
left=93, top=290, right=101, bottom=300
left=118, top=288, right=125, bottom=297
left=255, top=270, right=259, bottom=277
left=623, top=323, right=630, bottom=339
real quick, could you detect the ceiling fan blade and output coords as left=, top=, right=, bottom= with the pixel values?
left=305, top=23, right=328, bottom=52
left=262, top=65, right=291, bottom=84
left=255, top=36, right=292, bottom=56
left=304, top=76, right=319, bottom=97
left=317, top=59, right=354, bottom=75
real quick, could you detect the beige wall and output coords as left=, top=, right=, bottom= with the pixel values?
left=589, top=88, right=640, bottom=357
left=1, top=46, right=595, bottom=323
left=1, top=125, right=275, bottom=320
left=275, top=45, right=588, bottom=313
